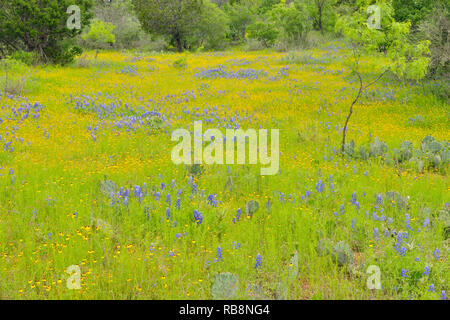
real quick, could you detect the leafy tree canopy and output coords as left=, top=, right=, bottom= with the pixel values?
left=131, top=0, right=204, bottom=52
left=0, top=0, right=93, bottom=64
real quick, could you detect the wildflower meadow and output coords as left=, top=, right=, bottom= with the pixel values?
left=0, top=0, right=448, bottom=302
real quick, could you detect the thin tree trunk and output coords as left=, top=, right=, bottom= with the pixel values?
left=318, top=5, right=323, bottom=35
left=174, top=35, right=183, bottom=53
left=341, top=57, right=388, bottom=153
left=341, top=58, right=363, bottom=153
left=341, top=88, right=362, bottom=153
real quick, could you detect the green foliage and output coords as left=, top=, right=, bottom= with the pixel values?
left=132, top=0, right=203, bottom=52
left=306, top=0, right=337, bottom=34
left=225, top=0, right=258, bottom=41
left=10, top=51, right=40, bottom=66
left=94, top=0, right=144, bottom=49
left=0, top=0, right=93, bottom=64
left=211, top=272, right=238, bottom=299
left=343, top=140, right=355, bottom=158
left=354, top=138, right=390, bottom=160
left=189, top=0, right=230, bottom=50
left=248, top=0, right=312, bottom=47
left=335, top=1, right=431, bottom=153
left=258, top=0, right=281, bottom=13
left=392, top=0, right=434, bottom=28
left=354, top=137, right=389, bottom=159
left=82, top=19, right=116, bottom=50
left=418, top=3, right=449, bottom=78
left=247, top=20, right=279, bottom=47
left=335, top=1, right=431, bottom=81
left=133, top=0, right=229, bottom=51
left=268, top=0, right=312, bottom=42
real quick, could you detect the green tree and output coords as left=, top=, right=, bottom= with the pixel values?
left=268, top=0, right=311, bottom=42
left=258, top=0, right=281, bottom=13
left=94, top=0, right=143, bottom=49
left=392, top=0, right=433, bottom=29
left=189, top=0, right=230, bottom=50
left=335, top=0, right=430, bottom=152
left=225, top=0, right=259, bottom=41
left=0, top=0, right=93, bottom=64
left=306, top=0, right=337, bottom=34
left=418, top=2, right=449, bottom=77
left=131, top=0, right=203, bottom=52
left=81, top=19, right=116, bottom=50
left=248, top=0, right=312, bottom=47
left=247, top=20, right=280, bottom=47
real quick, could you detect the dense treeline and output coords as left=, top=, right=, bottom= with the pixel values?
left=0, top=0, right=448, bottom=78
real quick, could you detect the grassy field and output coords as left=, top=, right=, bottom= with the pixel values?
left=0, top=42, right=448, bottom=299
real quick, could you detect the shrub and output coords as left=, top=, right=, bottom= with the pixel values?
left=189, top=0, right=230, bottom=50
left=224, top=0, right=258, bottom=41
left=392, top=0, right=434, bottom=29
left=268, top=0, right=312, bottom=43
left=94, top=0, right=144, bottom=49
left=81, top=19, right=116, bottom=50
left=0, top=58, right=34, bottom=96
left=247, top=20, right=279, bottom=47
left=132, top=0, right=203, bottom=52
left=11, top=51, right=40, bottom=66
